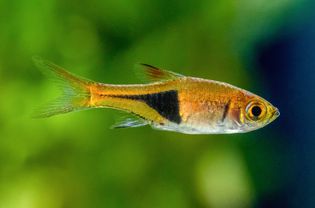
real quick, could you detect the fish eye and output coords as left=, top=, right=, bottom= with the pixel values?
left=251, top=106, right=262, bottom=117
left=246, top=101, right=266, bottom=121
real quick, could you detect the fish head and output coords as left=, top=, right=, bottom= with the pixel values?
left=229, top=92, right=280, bottom=133
left=242, top=94, right=280, bottom=132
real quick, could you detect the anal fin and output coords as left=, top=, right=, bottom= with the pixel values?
left=111, top=116, right=148, bottom=129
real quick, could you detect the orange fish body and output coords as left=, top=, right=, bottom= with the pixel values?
left=34, top=57, right=279, bottom=134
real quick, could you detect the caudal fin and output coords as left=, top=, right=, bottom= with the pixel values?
left=32, top=56, right=92, bottom=118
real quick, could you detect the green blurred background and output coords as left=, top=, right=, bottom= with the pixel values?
left=1, top=0, right=315, bottom=207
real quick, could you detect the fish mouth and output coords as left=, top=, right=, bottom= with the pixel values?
left=274, top=108, right=280, bottom=117
left=269, top=107, right=280, bottom=123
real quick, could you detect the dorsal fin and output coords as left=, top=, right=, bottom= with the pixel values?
left=136, top=63, right=184, bottom=82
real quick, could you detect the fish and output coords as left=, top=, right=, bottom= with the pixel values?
left=33, top=57, right=280, bottom=134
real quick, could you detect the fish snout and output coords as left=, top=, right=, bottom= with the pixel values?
left=269, top=107, right=280, bottom=123
left=274, top=108, right=280, bottom=118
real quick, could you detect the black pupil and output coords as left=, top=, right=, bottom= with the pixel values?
left=251, top=106, right=262, bottom=117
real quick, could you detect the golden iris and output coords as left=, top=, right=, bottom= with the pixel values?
left=246, top=101, right=266, bottom=121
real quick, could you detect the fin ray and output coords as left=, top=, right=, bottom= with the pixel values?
left=111, top=115, right=148, bottom=129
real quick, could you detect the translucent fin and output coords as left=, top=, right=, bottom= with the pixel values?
left=111, top=115, right=148, bottom=129
left=135, top=63, right=184, bottom=83
left=32, top=56, right=92, bottom=118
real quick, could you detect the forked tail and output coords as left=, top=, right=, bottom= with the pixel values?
left=32, top=56, right=92, bottom=118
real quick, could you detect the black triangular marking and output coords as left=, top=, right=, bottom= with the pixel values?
left=109, top=90, right=181, bottom=124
